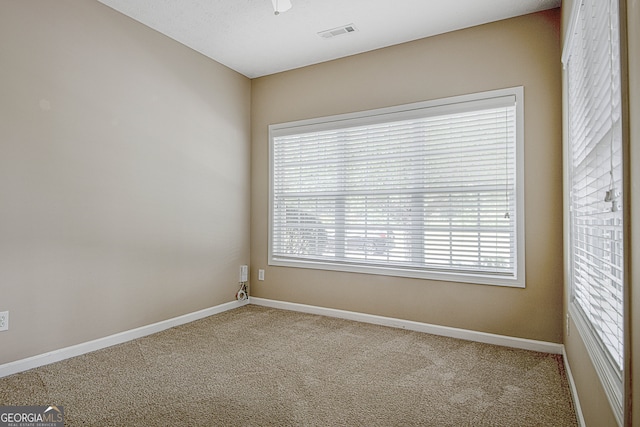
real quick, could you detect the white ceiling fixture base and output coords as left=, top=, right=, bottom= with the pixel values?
left=271, top=0, right=292, bottom=16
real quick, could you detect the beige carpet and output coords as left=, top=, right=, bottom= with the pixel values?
left=0, top=305, right=577, bottom=426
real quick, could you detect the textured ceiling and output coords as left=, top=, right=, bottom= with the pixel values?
left=96, top=0, right=561, bottom=78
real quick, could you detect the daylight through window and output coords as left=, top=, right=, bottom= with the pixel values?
left=269, top=88, right=524, bottom=287
left=564, top=0, right=624, bottom=423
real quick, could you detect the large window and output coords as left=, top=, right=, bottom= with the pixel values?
left=563, top=0, right=625, bottom=424
left=269, top=87, right=525, bottom=287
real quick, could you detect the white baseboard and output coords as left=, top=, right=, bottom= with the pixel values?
left=249, top=297, right=564, bottom=355
left=1, top=296, right=583, bottom=423
left=0, top=299, right=249, bottom=379
left=563, top=347, right=586, bottom=427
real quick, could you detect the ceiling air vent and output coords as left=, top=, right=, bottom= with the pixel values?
left=318, top=24, right=358, bottom=39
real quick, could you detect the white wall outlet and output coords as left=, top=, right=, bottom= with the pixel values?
left=240, top=265, right=248, bottom=282
left=258, top=269, right=265, bottom=281
left=0, top=311, right=8, bottom=332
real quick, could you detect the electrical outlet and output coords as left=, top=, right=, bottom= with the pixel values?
left=0, top=311, right=8, bottom=332
left=258, top=269, right=265, bottom=281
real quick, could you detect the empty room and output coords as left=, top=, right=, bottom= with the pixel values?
left=0, top=0, right=638, bottom=425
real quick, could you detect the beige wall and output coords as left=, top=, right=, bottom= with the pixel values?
left=0, top=0, right=251, bottom=364
left=251, top=10, right=563, bottom=343
left=561, top=0, right=638, bottom=425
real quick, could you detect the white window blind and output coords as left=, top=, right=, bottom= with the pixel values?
left=269, top=88, right=524, bottom=287
left=564, top=0, right=624, bottom=423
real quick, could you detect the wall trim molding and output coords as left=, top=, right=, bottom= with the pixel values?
left=563, top=347, right=586, bottom=427
left=250, top=297, right=564, bottom=354
left=0, top=299, right=249, bottom=379
left=0, top=296, right=583, bottom=423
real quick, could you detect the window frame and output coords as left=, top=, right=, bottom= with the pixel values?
left=562, top=0, right=626, bottom=424
left=268, top=87, right=525, bottom=287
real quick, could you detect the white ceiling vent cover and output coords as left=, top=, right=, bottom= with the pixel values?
left=318, top=24, right=358, bottom=39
